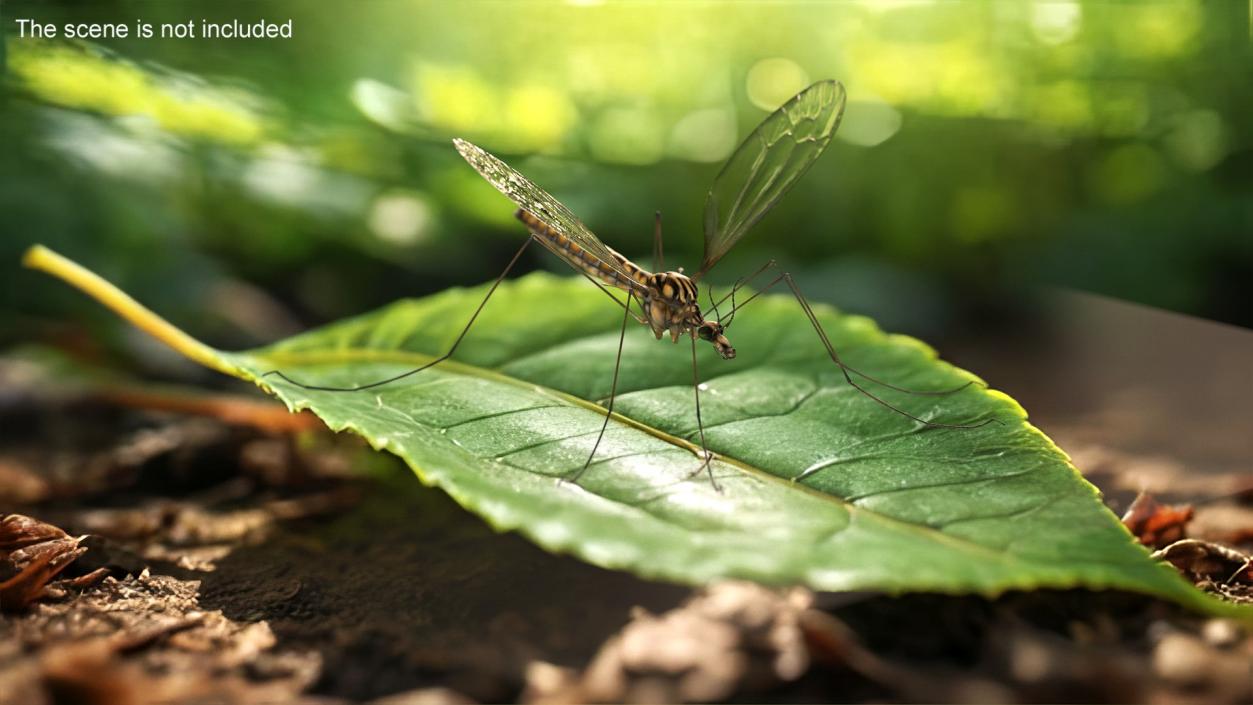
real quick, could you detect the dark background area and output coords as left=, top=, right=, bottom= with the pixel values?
left=2, top=0, right=1250, bottom=369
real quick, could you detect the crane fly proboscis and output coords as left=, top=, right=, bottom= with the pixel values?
left=266, top=80, right=998, bottom=492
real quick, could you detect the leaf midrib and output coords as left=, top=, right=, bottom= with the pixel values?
left=252, top=345, right=1050, bottom=568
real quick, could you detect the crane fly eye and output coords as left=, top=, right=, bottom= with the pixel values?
left=698, top=325, right=715, bottom=341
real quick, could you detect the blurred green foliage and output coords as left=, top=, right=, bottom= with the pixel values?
left=3, top=0, right=1251, bottom=365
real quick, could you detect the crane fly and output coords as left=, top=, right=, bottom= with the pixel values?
left=266, top=80, right=995, bottom=491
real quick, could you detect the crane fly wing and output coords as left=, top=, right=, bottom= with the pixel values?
left=697, top=80, right=846, bottom=278
left=453, top=138, right=647, bottom=294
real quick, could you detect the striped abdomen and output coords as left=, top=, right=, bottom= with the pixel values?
left=516, top=209, right=650, bottom=292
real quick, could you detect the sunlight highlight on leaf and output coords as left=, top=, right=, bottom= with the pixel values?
left=24, top=245, right=1253, bottom=621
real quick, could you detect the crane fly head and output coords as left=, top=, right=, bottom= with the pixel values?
left=696, top=320, right=735, bottom=360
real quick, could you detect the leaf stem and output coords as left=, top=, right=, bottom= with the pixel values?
left=22, top=245, right=237, bottom=376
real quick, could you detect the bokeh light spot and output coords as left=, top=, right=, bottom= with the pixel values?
left=1115, top=2, right=1201, bottom=58
left=369, top=191, right=434, bottom=246
left=668, top=108, right=737, bottom=162
left=838, top=98, right=903, bottom=148
left=351, top=79, right=413, bottom=132
left=502, top=85, right=577, bottom=151
left=413, top=64, right=498, bottom=135
left=746, top=58, right=809, bottom=110
left=1031, top=1, right=1082, bottom=45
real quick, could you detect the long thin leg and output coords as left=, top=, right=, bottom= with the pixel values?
left=715, top=264, right=995, bottom=429
left=688, top=335, right=721, bottom=491
left=721, top=265, right=978, bottom=398
left=653, top=211, right=664, bottom=273
left=564, top=293, right=635, bottom=485
left=780, top=273, right=995, bottom=429
left=264, top=237, right=534, bottom=392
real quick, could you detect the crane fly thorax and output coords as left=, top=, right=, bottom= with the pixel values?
left=640, top=271, right=698, bottom=342
left=637, top=272, right=735, bottom=359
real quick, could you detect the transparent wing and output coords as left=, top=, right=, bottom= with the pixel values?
left=698, top=80, right=846, bottom=277
left=453, top=138, right=647, bottom=293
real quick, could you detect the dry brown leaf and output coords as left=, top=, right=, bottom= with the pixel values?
left=0, top=515, right=87, bottom=611
left=1122, top=492, right=1195, bottom=549
left=0, top=514, right=69, bottom=551
left=1152, top=539, right=1252, bottom=585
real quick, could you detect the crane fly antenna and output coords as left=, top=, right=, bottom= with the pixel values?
left=711, top=258, right=777, bottom=315
left=721, top=280, right=741, bottom=327
left=706, top=283, right=722, bottom=322
left=704, top=259, right=775, bottom=328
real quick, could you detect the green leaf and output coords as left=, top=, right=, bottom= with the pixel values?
left=23, top=245, right=1250, bottom=619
